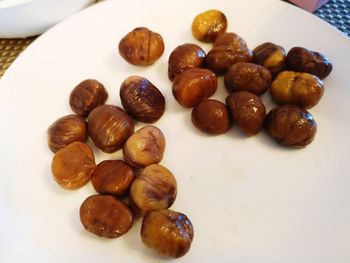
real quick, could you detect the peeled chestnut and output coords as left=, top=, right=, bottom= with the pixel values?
left=226, top=91, right=266, bottom=135
left=118, top=27, right=164, bottom=66
left=141, top=209, right=194, bottom=258
left=253, top=42, right=286, bottom=77
left=129, top=164, right=177, bottom=217
left=69, top=79, right=108, bottom=116
left=91, top=160, right=135, bottom=197
left=172, top=68, right=217, bottom=108
left=264, top=105, right=317, bottom=147
left=88, top=104, right=134, bottom=153
left=206, top=32, right=253, bottom=75
left=47, top=114, right=87, bottom=153
left=51, top=142, right=96, bottom=190
left=192, top=9, right=227, bottom=42
left=120, top=76, right=165, bottom=123
left=123, top=125, right=165, bottom=168
left=270, top=71, right=324, bottom=109
left=286, top=47, right=332, bottom=80
left=191, top=99, right=231, bottom=135
left=224, top=62, right=272, bottom=95
left=80, top=195, right=133, bottom=238
left=168, top=43, right=206, bottom=81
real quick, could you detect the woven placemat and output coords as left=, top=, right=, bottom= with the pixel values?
left=0, top=0, right=349, bottom=78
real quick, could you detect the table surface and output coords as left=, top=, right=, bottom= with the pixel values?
left=0, top=0, right=349, bottom=78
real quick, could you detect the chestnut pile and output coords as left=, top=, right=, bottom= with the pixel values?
left=48, top=76, right=193, bottom=258
left=168, top=9, right=332, bottom=147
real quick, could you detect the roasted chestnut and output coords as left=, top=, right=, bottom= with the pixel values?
left=88, top=104, right=134, bottom=153
left=172, top=68, right=217, bottom=108
left=120, top=76, right=165, bottom=123
left=224, top=62, right=272, bottom=95
left=91, top=160, right=135, bottom=197
left=226, top=91, right=266, bottom=135
left=118, top=27, right=164, bottom=66
left=191, top=99, right=231, bottom=135
left=253, top=42, right=286, bottom=77
left=51, top=142, right=96, bottom=190
left=69, top=79, right=108, bottom=116
left=213, top=32, right=248, bottom=48
left=168, top=43, right=206, bottom=81
left=141, top=209, right=194, bottom=258
left=286, top=47, right=332, bottom=80
left=123, top=125, right=165, bottom=168
left=270, top=71, right=324, bottom=109
left=129, top=164, right=177, bottom=217
left=80, top=195, right=133, bottom=238
left=47, top=114, right=87, bottom=153
left=192, top=9, right=227, bottom=42
left=264, top=105, right=317, bottom=147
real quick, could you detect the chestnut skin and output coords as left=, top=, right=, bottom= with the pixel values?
left=88, top=104, right=134, bottom=153
left=225, top=62, right=272, bottom=96
left=69, top=79, right=108, bottom=117
left=286, top=47, right=332, bottom=80
left=168, top=43, right=206, bottom=81
left=226, top=91, right=266, bottom=135
left=120, top=76, right=165, bottom=123
left=91, top=160, right=135, bottom=197
left=47, top=114, right=87, bottom=153
left=80, top=195, right=133, bottom=238
left=172, top=68, right=217, bottom=108
left=129, top=164, right=177, bottom=217
left=253, top=42, right=286, bottom=77
left=118, top=27, right=164, bottom=66
left=123, top=125, right=166, bottom=168
left=264, top=105, right=317, bottom=147
left=141, top=209, right=194, bottom=258
left=270, top=71, right=324, bottom=109
left=51, top=142, right=96, bottom=190
left=192, top=9, right=227, bottom=42
left=191, top=99, right=231, bottom=135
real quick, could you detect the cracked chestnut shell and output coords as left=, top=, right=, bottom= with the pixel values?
left=129, top=164, right=177, bottom=217
left=69, top=79, right=108, bottom=116
left=264, top=105, right=317, bottom=147
left=118, top=27, right=164, bottom=66
left=168, top=43, right=206, bottom=81
left=226, top=91, right=266, bottom=135
left=123, top=125, right=165, bottom=168
left=80, top=195, right=133, bottom=238
left=141, top=209, right=194, bottom=258
left=286, top=47, right=332, bottom=80
left=88, top=104, right=134, bottom=153
left=224, top=62, right=272, bottom=96
left=47, top=114, right=87, bottom=153
left=120, top=76, right=165, bottom=123
left=51, top=142, right=96, bottom=190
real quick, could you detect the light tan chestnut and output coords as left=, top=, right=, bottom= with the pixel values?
left=123, top=125, right=165, bottom=168
left=129, top=164, right=177, bottom=217
left=141, top=209, right=194, bottom=258
left=51, top=142, right=96, bottom=190
left=270, top=71, right=324, bottom=109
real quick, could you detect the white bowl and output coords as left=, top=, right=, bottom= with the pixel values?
left=0, top=0, right=95, bottom=38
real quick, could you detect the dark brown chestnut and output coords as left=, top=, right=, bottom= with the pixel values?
left=168, top=43, right=206, bottom=81
left=286, top=47, right=332, bottom=79
left=226, top=91, right=266, bottom=135
left=264, top=105, right=317, bottom=147
left=118, top=27, right=164, bottom=66
left=69, top=79, right=108, bottom=116
left=47, top=114, right=87, bottom=153
left=191, top=99, right=231, bottom=135
left=120, top=76, right=165, bottom=123
left=88, top=104, right=134, bottom=153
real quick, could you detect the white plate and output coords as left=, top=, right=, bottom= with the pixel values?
left=1, top=0, right=350, bottom=262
